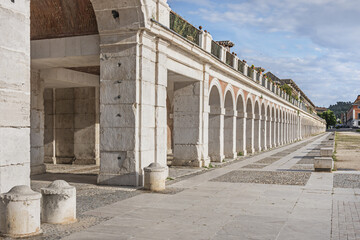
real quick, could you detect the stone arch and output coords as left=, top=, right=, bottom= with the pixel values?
left=236, top=90, right=246, bottom=155
left=223, top=89, right=236, bottom=159
left=266, top=103, right=271, bottom=148
left=245, top=96, right=254, bottom=153
left=275, top=107, right=279, bottom=146
left=271, top=105, right=276, bottom=147
left=208, top=84, right=224, bottom=162
left=253, top=100, right=261, bottom=152
left=260, top=103, right=266, bottom=150
left=209, top=79, right=224, bottom=108
left=279, top=108, right=283, bottom=145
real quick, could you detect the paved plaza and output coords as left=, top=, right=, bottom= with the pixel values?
left=25, top=132, right=360, bottom=240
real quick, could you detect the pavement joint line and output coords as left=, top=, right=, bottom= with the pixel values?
left=262, top=133, right=329, bottom=171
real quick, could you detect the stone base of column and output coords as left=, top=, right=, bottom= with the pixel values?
left=246, top=148, right=255, bottom=154
left=210, top=155, right=225, bottom=163
left=242, top=150, right=248, bottom=156
left=171, top=158, right=203, bottom=167
left=97, top=173, right=140, bottom=187
left=224, top=152, right=237, bottom=159
left=202, top=157, right=211, bottom=167
left=30, top=164, right=46, bottom=176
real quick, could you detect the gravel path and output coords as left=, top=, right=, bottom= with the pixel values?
left=29, top=181, right=139, bottom=240
left=333, top=174, right=360, bottom=188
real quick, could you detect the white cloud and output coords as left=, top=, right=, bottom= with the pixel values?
left=181, top=0, right=360, bottom=106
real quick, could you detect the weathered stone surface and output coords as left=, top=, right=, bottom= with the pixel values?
left=0, top=185, right=41, bottom=237
left=41, top=180, right=77, bottom=224
left=144, top=163, right=167, bottom=191
left=314, top=157, right=333, bottom=172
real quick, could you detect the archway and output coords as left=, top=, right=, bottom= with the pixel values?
left=208, top=86, right=224, bottom=162
left=271, top=106, right=276, bottom=147
left=266, top=105, right=271, bottom=148
left=224, top=91, right=236, bottom=159
left=254, top=101, right=261, bottom=152
left=236, top=94, right=246, bottom=155
left=246, top=98, right=254, bottom=154
left=260, top=103, right=266, bottom=150
left=30, top=0, right=101, bottom=183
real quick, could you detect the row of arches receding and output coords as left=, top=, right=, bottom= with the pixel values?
left=208, top=82, right=302, bottom=161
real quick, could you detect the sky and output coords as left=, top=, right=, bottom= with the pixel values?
left=167, top=0, right=360, bottom=107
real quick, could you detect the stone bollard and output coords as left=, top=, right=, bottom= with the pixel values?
left=144, top=163, right=167, bottom=191
left=0, top=185, right=42, bottom=238
left=41, top=180, right=76, bottom=224
left=314, top=157, right=333, bottom=172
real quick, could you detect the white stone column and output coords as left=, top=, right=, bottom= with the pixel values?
left=0, top=1, right=31, bottom=193
left=97, top=31, right=165, bottom=186
left=30, top=70, right=46, bottom=175
left=202, top=65, right=211, bottom=166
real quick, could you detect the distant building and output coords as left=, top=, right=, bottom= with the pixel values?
left=315, top=107, right=328, bottom=114
left=345, top=95, right=360, bottom=127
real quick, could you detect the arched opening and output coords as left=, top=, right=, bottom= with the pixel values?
left=271, top=106, right=276, bottom=147
left=283, top=111, right=286, bottom=143
left=208, top=86, right=224, bottom=162
left=246, top=98, right=254, bottom=154
left=224, top=91, right=236, bottom=159
left=254, top=101, right=261, bottom=152
left=260, top=103, right=266, bottom=150
left=276, top=108, right=280, bottom=146
left=279, top=109, right=283, bottom=145
left=236, top=95, right=245, bottom=155
left=30, top=0, right=101, bottom=184
left=266, top=105, right=271, bottom=148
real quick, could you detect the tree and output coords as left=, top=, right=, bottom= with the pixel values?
left=328, top=101, right=352, bottom=119
left=318, top=110, right=337, bottom=129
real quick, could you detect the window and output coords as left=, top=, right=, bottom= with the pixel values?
left=358, top=106, right=360, bottom=109
left=358, top=113, right=360, bottom=119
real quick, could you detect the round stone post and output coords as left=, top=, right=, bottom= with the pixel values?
left=0, top=186, right=42, bottom=238
left=144, top=163, right=167, bottom=191
left=41, top=180, right=76, bottom=224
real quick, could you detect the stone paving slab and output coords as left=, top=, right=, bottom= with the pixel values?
left=33, top=133, right=358, bottom=240
left=210, top=170, right=311, bottom=186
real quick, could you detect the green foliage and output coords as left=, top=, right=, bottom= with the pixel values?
left=280, top=84, right=292, bottom=97
left=318, top=110, right=337, bottom=128
left=328, top=101, right=352, bottom=119
left=170, top=12, right=200, bottom=45
left=237, top=152, right=243, bottom=156
left=356, top=129, right=360, bottom=133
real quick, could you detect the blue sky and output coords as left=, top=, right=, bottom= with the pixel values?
left=167, top=0, right=360, bottom=107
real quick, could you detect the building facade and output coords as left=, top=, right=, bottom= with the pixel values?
left=345, top=95, right=360, bottom=128
left=0, top=0, right=326, bottom=193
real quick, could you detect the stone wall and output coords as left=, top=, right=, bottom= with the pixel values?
left=44, top=87, right=98, bottom=165
left=0, top=0, right=31, bottom=193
